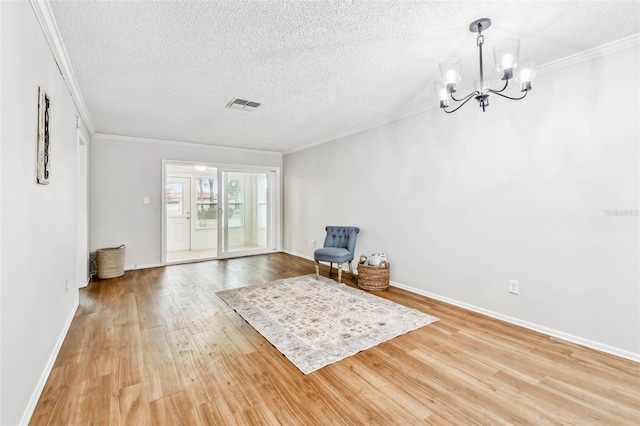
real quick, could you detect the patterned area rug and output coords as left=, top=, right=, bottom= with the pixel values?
left=216, top=274, right=439, bottom=374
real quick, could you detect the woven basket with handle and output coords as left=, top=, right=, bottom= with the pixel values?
left=96, top=245, right=126, bottom=279
left=357, top=255, right=390, bottom=291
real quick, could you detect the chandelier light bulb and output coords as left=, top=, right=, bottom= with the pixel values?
left=435, top=87, right=448, bottom=101
left=520, top=68, right=533, bottom=82
left=517, top=58, right=536, bottom=92
left=439, top=57, right=462, bottom=93
left=433, top=81, right=449, bottom=108
left=494, top=39, right=520, bottom=80
left=501, top=54, right=515, bottom=70
left=444, top=69, right=458, bottom=84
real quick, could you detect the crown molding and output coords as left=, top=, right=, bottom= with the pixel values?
left=283, top=101, right=439, bottom=155
left=29, top=0, right=95, bottom=135
left=93, top=133, right=283, bottom=157
left=538, top=33, right=640, bottom=76
left=286, top=33, right=640, bottom=155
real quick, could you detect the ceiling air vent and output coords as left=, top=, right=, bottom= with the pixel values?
left=226, top=98, right=261, bottom=112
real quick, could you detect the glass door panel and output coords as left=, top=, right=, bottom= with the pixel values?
left=221, top=171, right=269, bottom=253
left=189, top=172, right=218, bottom=258
left=166, top=177, right=191, bottom=252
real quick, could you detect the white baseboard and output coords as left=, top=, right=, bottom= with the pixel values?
left=124, top=263, right=163, bottom=271
left=283, top=250, right=313, bottom=261
left=391, top=280, right=640, bottom=363
left=282, top=251, right=639, bottom=363
left=20, top=299, right=79, bottom=425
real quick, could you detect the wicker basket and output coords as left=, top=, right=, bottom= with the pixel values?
left=96, top=245, right=126, bottom=279
left=357, top=255, right=390, bottom=291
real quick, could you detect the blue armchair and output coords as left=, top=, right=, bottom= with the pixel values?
left=314, top=226, right=360, bottom=283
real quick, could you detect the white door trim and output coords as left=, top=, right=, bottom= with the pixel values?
left=77, top=128, right=89, bottom=288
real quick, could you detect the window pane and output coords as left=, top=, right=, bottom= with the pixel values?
left=227, top=178, right=243, bottom=228
left=195, top=177, right=218, bottom=230
left=196, top=203, right=217, bottom=229
left=166, top=183, right=183, bottom=216
left=196, top=178, right=217, bottom=203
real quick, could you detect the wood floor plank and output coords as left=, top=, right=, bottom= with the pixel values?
left=149, top=391, right=197, bottom=425
left=174, top=295, right=213, bottom=335
left=29, top=366, right=75, bottom=426
left=163, top=328, right=214, bottom=408
left=189, top=330, right=255, bottom=414
left=139, top=326, right=183, bottom=402
left=67, top=374, right=113, bottom=426
left=114, top=322, right=144, bottom=389
left=110, top=383, right=151, bottom=426
left=192, top=400, right=237, bottom=425
left=246, top=347, right=349, bottom=424
left=29, top=252, right=640, bottom=425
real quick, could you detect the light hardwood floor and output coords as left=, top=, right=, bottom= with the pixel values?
left=31, top=253, right=639, bottom=425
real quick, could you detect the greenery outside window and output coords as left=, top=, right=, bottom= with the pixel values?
left=195, top=178, right=243, bottom=229
left=227, top=179, right=243, bottom=228
left=196, top=178, right=217, bottom=229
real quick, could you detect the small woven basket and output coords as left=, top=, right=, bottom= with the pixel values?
left=357, top=255, right=390, bottom=291
left=96, top=245, right=126, bottom=279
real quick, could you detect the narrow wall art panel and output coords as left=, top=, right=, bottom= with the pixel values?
left=37, top=86, right=51, bottom=184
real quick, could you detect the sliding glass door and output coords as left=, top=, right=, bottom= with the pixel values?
left=164, top=162, right=278, bottom=264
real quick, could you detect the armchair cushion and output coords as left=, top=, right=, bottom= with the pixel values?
left=313, top=247, right=353, bottom=263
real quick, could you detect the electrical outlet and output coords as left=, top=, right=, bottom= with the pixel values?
left=65, top=279, right=69, bottom=292
left=508, top=279, right=519, bottom=295
left=312, top=240, right=316, bottom=248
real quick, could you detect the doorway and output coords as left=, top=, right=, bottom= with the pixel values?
left=163, top=162, right=279, bottom=264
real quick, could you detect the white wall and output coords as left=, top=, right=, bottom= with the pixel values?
left=284, top=45, right=639, bottom=358
left=91, top=135, right=282, bottom=268
left=1, top=2, right=82, bottom=424
left=0, top=3, right=4, bottom=422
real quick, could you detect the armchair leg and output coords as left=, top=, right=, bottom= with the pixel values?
left=315, top=261, right=320, bottom=279
left=348, top=261, right=353, bottom=276
left=329, top=263, right=333, bottom=277
left=338, top=263, right=343, bottom=283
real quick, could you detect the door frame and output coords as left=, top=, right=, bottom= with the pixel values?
left=161, top=160, right=281, bottom=265
left=77, top=128, right=90, bottom=288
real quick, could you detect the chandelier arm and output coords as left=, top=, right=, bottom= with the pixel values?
left=443, top=94, right=478, bottom=113
left=489, top=90, right=528, bottom=101
left=487, top=79, right=509, bottom=94
left=450, top=91, right=478, bottom=103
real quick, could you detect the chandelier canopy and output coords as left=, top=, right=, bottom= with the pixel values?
left=434, top=18, right=536, bottom=113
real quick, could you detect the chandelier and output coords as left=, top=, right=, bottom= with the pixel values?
left=434, top=18, right=536, bottom=113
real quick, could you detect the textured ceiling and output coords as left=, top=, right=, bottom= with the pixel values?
left=49, top=0, right=639, bottom=153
